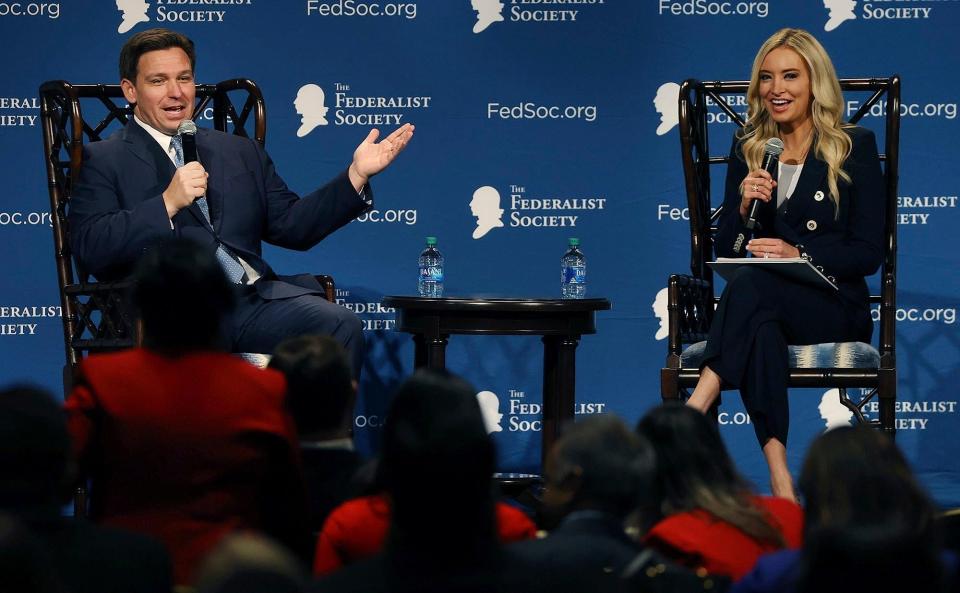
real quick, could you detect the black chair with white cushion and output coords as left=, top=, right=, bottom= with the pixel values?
left=660, top=77, right=900, bottom=436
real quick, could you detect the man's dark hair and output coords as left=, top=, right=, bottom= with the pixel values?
left=551, top=414, right=655, bottom=517
left=0, top=386, right=71, bottom=508
left=268, top=335, right=354, bottom=436
left=132, top=239, right=234, bottom=353
left=119, top=28, right=195, bottom=82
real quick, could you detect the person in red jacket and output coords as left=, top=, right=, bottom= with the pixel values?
left=636, top=404, right=803, bottom=581
left=309, top=370, right=540, bottom=593
left=313, top=492, right=535, bottom=575
left=65, top=240, right=311, bottom=587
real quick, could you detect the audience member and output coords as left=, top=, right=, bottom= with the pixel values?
left=310, top=369, right=542, bottom=593
left=636, top=404, right=802, bottom=580
left=0, top=512, right=65, bottom=593
left=64, top=239, right=311, bottom=586
left=509, top=415, right=652, bottom=589
left=941, top=510, right=960, bottom=557
left=269, top=335, right=366, bottom=533
left=195, top=533, right=307, bottom=593
left=734, top=426, right=955, bottom=593
left=313, top=490, right=536, bottom=575
left=0, top=385, right=171, bottom=593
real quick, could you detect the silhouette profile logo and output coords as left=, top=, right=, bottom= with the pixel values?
left=476, top=391, right=504, bottom=433
left=294, top=84, right=330, bottom=137
left=818, top=389, right=854, bottom=431
left=116, top=0, right=150, bottom=34
left=823, top=0, right=856, bottom=32
left=472, top=0, right=504, bottom=34
left=654, top=82, right=680, bottom=136
left=469, top=186, right=505, bottom=239
left=652, top=288, right=668, bottom=341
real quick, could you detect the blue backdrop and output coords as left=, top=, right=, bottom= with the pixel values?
left=1, top=1, right=958, bottom=505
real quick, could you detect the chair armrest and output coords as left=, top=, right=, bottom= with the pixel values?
left=667, top=274, right=714, bottom=356
left=62, top=280, right=137, bottom=352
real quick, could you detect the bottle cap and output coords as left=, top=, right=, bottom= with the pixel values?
left=425, top=236, right=437, bottom=246
left=568, top=238, right=579, bottom=246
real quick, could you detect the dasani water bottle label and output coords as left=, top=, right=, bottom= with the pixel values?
left=563, top=265, right=585, bottom=285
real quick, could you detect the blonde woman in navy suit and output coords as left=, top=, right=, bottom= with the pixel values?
left=685, top=28, right=885, bottom=501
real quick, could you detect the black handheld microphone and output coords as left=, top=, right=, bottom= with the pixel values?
left=176, top=120, right=199, bottom=164
left=746, top=137, right=784, bottom=230
left=732, top=137, right=784, bottom=254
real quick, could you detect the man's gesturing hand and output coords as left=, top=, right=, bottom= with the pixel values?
left=162, top=162, right=208, bottom=219
left=348, top=123, right=415, bottom=192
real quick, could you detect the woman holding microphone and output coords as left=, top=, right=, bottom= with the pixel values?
left=685, top=28, right=885, bottom=501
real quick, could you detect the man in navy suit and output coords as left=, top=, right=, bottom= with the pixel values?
left=510, top=415, right=653, bottom=590
left=68, top=28, right=414, bottom=377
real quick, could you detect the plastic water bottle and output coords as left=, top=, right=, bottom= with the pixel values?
left=418, top=236, right=444, bottom=298
left=561, top=238, right=586, bottom=299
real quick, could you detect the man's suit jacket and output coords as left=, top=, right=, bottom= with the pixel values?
left=715, top=126, right=885, bottom=314
left=65, top=348, right=311, bottom=586
left=508, top=511, right=640, bottom=588
left=68, top=119, right=370, bottom=298
left=300, top=446, right=363, bottom=533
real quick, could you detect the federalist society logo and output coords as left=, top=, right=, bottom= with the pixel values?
left=294, top=82, right=431, bottom=132
left=651, top=80, right=750, bottom=136
left=823, top=0, right=951, bottom=31
left=334, top=289, right=396, bottom=331
left=0, top=96, right=39, bottom=127
left=848, top=389, right=957, bottom=431
left=652, top=288, right=668, bottom=341
left=895, top=193, right=957, bottom=225
left=654, top=82, right=680, bottom=136
left=115, top=0, right=253, bottom=33
left=478, top=388, right=606, bottom=433
left=470, top=0, right=607, bottom=34
left=717, top=389, right=957, bottom=431
left=0, top=305, right=61, bottom=336
left=468, top=184, right=606, bottom=238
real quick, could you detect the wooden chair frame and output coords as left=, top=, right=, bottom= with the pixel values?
left=660, top=76, right=901, bottom=436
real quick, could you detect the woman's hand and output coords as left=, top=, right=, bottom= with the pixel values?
left=739, top=169, right=777, bottom=218
left=747, top=238, right=799, bottom=259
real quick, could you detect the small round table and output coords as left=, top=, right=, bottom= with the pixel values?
left=381, top=296, right=611, bottom=468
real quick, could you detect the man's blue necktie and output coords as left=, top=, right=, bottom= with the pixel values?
left=170, top=134, right=246, bottom=284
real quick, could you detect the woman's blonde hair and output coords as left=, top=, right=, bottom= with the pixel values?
left=741, top=28, right=851, bottom=214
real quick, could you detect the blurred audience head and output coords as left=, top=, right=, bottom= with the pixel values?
left=377, top=369, right=496, bottom=553
left=132, top=239, right=235, bottom=353
left=636, top=403, right=784, bottom=546
left=0, top=513, right=64, bottom=593
left=269, top=334, right=356, bottom=439
left=797, top=426, right=944, bottom=593
left=0, top=386, right=72, bottom=510
left=543, top=414, right=654, bottom=525
left=194, top=533, right=305, bottom=593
